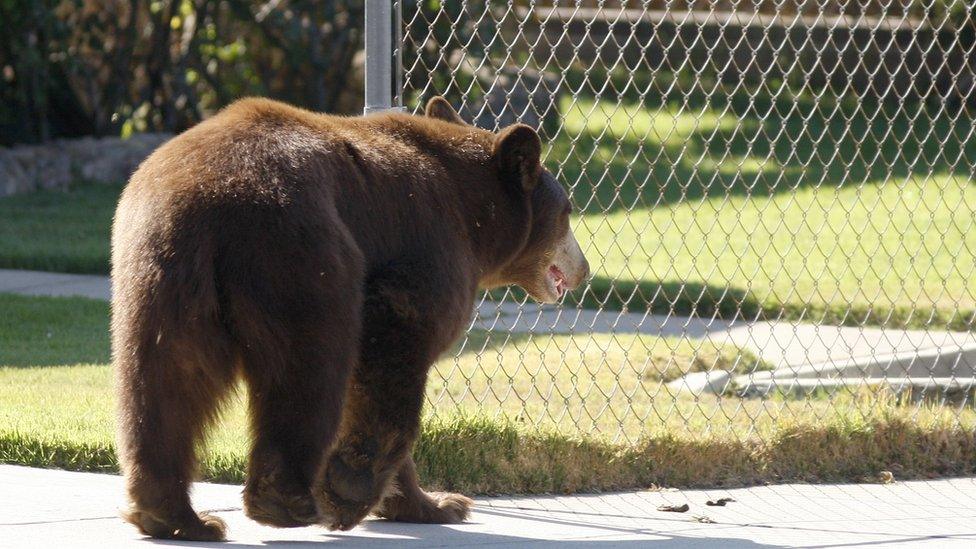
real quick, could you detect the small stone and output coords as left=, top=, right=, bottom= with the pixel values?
left=706, top=497, right=735, bottom=506
left=692, top=515, right=716, bottom=523
left=666, top=370, right=732, bottom=395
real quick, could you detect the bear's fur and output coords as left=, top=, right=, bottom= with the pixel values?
left=112, top=96, right=589, bottom=540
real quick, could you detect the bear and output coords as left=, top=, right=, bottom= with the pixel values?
left=111, top=95, right=590, bottom=541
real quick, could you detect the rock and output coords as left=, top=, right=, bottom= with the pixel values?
left=666, top=370, right=733, bottom=395
left=75, top=134, right=171, bottom=183
left=461, top=68, right=561, bottom=131
left=0, top=133, right=172, bottom=197
left=7, top=147, right=71, bottom=191
left=0, top=154, right=29, bottom=196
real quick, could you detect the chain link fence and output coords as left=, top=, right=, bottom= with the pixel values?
left=391, top=1, right=976, bottom=450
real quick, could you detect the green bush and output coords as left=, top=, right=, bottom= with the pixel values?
left=0, top=0, right=364, bottom=145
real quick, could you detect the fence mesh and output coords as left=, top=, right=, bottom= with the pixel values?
left=396, top=1, right=976, bottom=449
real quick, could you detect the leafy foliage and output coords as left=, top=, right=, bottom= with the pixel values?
left=0, top=0, right=364, bottom=145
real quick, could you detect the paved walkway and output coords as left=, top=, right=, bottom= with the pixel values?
left=2, top=466, right=975, bottom=548
left=0, top=269, right=110, bottom=300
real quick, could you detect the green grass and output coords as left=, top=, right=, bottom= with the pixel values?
left=434, top=329, right=772, bottom=436
left=552, top=95, right=976, bottom=329
left=2, top=94, right=975, bottom=329
left=0, top=294, right=110, bottom=366
left=0, top=183, right=119, bottom=274
left=3, top=293, right=976, bottom=492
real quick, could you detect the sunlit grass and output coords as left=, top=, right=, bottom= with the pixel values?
left=3, top=294, right=976, bottom=492
left=431, top=329, right=770, bottom=437
left=0, top=294, right=110, bottom=366
left=575, top=174, right=976, bottom=326
left=561, top=97, right=754, bottom=149
left=553, top=96, right=976, bottom=328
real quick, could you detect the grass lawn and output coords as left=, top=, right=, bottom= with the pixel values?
left=0, top=182, right=118, bottom=274
left=556, top=96, right=976, bottom=329
left=3, top=292, right=976, bottom=493
left=2, top=95, right=974, bottom=329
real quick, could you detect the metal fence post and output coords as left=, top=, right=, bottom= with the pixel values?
left=364, top=0, right=397, bottom=114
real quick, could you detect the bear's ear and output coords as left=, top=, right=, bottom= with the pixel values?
left=425, top=96, right=466, bottom=125
left=493, top=124, right=542, bottom=192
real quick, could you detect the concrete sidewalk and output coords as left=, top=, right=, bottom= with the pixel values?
left=0, top=269, right=110, bottom=300
left=2, top=466, right=975, bottom=548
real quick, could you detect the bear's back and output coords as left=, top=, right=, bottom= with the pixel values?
left=125, top=98, right=491, bottom=207
left=115, top=98, right=500, bottom=275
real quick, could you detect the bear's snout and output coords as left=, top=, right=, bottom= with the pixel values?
left=577, top=256, right=591, bottom=286
left=540, top=227, right=589, bottom=303
left=558, top=227, right=589, bottom=288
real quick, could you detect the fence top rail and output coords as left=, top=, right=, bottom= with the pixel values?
left=515, top=6, right=932, bottom=33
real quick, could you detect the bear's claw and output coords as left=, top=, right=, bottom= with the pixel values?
left=315, top=489, right=374, bottom=531
left=243, top=481, right=319, bottom=528
left=123, top=508, right=227, bottom=541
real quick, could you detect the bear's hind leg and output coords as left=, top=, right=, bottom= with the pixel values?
left=116, top=339, right=235, bottom=541
left=376, top=456, right=473, bottom=524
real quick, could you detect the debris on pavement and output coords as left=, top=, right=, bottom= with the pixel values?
left=692, top=515, right=717, bottom=523
left=706, top=497, right=736, bottom=506
left=657, top=503, right=690, bottom=513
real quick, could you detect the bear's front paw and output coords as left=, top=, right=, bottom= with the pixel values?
left=243, top=485, right=318, bottom=528
left=243, top=459, right=320, bottom=528
left=316, top=491, right=373, bottom=531
left=313, top=453, right=379, bottom=531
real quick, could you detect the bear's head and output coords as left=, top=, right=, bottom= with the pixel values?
left=426, top=97, right=590, bottom=303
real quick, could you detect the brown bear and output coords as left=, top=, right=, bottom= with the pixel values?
left=111, top=96, right=589, bottom=541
